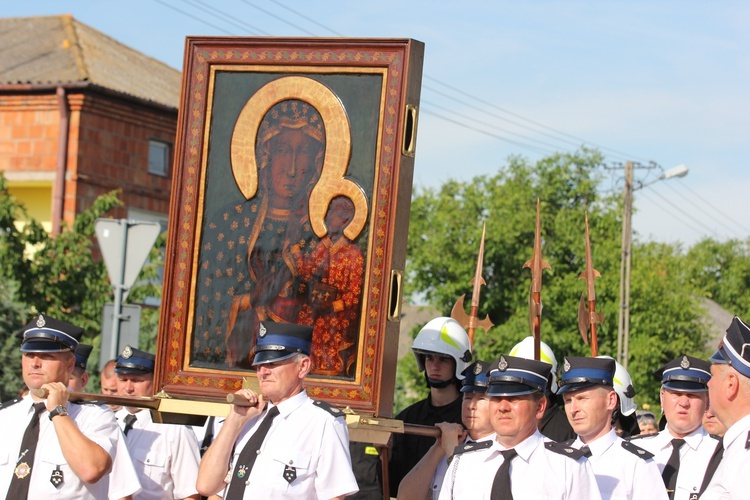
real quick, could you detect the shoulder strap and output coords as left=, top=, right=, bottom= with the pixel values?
left=0, top=397, right=23, bottom=411
left=626, top=433, right=653, bottom=441
left=545, top=441, right=587, bottom=460
left=313, top=399, right=345, bottom=418
left=621, top=440, right=654, bottom=460
left=453, top=439, right=492, bottom=457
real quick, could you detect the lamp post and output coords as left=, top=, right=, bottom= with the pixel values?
left=616, top=163, right=688, bottom=368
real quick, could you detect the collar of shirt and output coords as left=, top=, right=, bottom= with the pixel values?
left=574, top=427, right=617, bottom=456
left=722, top=413, right=750, bottom=451
left=662, top=424, right=708, bottom=453
left=493, top=429, right=544, bottom=464
left=270, top=389, right=308, bottom=419
left=117, top=407, right=151, bottom=424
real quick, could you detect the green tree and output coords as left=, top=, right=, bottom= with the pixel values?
left=682, top=238, right=750, bottom=320
left=403, top=149, right=708, bottom=409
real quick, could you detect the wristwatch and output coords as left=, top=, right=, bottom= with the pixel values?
left=49, top=405, right=68, bottom=420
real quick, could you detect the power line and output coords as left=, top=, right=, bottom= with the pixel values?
left=153, top=0, right=235, bottom=35
left=422, top=98, right=574, bottom=153
left=178, top=0, right=270, bottom=36
left=423, top=84, right=586, bottom=152
left=639, top=188, right=720, bottom=238
left=671, top=179, right=750, bottom=235
left=659, top=181, right=745, bottom=237
left=422, top=109, right=558, bottom=156
left=424, top=76, right=652, bottom=164
left=268, top=0, right=345, bottom=37
left=240, top=0, right=317, bottom=36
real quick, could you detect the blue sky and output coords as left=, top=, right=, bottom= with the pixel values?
left=5, top=1, right=749, bottom=247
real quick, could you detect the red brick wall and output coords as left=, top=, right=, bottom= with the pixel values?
left=1, top=88, right=178, bottom=228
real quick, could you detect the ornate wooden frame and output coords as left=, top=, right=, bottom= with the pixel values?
left=154, top=37, right=423, bottom=417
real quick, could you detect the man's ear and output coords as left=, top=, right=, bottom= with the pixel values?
left=726, top=372, right=741, bottom=401
left=298, top=356, right=312, bottom=378
left=535, top=393, right=548, bottom=420
left=607, top=390, right=619, bottom=412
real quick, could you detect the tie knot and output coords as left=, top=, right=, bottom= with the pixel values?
left=581, top=446, right=592, bottom=457
left=124, top=413, right=137, bottom=426
left=266, top=405, right=280, bottom=419
left=501, top=448, right=518, bottom=460
left=32, top=402, right=46, bottom=415
left=671, top=438, right=686, bottom=449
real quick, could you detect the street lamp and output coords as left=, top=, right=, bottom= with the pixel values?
left=616, top=163, right=688, bottom=368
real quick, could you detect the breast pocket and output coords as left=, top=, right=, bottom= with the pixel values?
left=131, top=446, right=168, bottom=485
left=39, top=455, right=70, bottom=495
left=269, top=448, right=313, bottom=492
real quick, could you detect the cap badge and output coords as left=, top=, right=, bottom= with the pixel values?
left=498, top=356, right=508, bottom=371
left=122, top=345, right=133, bottom=359
left=259, top=324, right=267, bottom=338
left=563, top=358, right=571, bottom=373
left=680, top=356, right=690, bottom=370
left=36, top=314, right=46, bottom=328
left=474, top=363, right=483, bottom=375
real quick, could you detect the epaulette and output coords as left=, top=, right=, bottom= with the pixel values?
left=627, top=433, right=657, bottom=441
left=0, top=397, right=23, bottom=410
left=562, top=438, right=576, bottom=446
left=545, top=441, right=588, bottom=460
left=447, top=439, right=492, bottom=464
left=453, top=440, right=492, bottom=457
left=313, top=400, right=345, bottom=418
left=621, top=440, right=654, bottom=460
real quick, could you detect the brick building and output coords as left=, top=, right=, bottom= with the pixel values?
left=0, top=15, right=181, bottom=234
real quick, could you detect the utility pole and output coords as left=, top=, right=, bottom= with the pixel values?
left=612, top=162, right=688, bottom=369
left=617, top=163, right=634, bottom=367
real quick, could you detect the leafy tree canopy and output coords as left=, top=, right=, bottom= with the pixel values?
left=399, top=149, right=709, bottom=411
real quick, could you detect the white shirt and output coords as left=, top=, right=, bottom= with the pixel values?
left=225, top=390, right=358, bottom=499
left=102, top=420, right=143, bottom=499
left=573, top=428, right=667, bottom=500
left=702, top=413, right=750, bottom=499
left=428, top=433, right=495, bottom=500
left=438, top=429, right=601, bottom=499
left=629, top=425, right=720, bottom=500
left=116, top=407, right=200, bottom=500
left=0, top=395, right=120, bottom=499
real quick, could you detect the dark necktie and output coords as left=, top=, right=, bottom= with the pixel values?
left=581, top=445, right=592, bottom=457
left=662, top=438, right=685, bottom=499
left=490, top=448, right=518, bottom=500
left=226, top=406, right=281, bottom=500
left=200, top=415, right=216, bottom=457
left=7, top=402, right=46, bottom=498
left=123, top=413, right=137, bottom=436
left=699, top=438, right=724, bottom=495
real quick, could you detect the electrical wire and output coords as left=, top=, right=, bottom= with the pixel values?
left=639, top=188, right=721, bottom=238
left=152, top=0, right=742, bottom=243
left=671, top=179, right=750, bottom=235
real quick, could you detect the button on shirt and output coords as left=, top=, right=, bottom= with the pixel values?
left=572, top=429, right=668, bottom=500
left=225, top=390, right=358, bottom=499
left=701, top=413, right=750, bottom=499
left=428, top=433, right=495, bottom=499
left=116, top=408, right=200, bottom=500
left=0, top=396, right=120, bottom=499
left=438, top=429, right=601, bottom=499
left=629, top=425, right=720, bottom=500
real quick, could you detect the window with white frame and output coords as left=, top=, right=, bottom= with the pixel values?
left=148, top=140, right=170, bottom=176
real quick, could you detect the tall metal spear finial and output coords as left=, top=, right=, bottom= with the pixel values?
left=451, top=223, right=493, bottom=346
left=578, top=212, right=604, bottom=356
left=523, top=199, right=551, bottom=360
